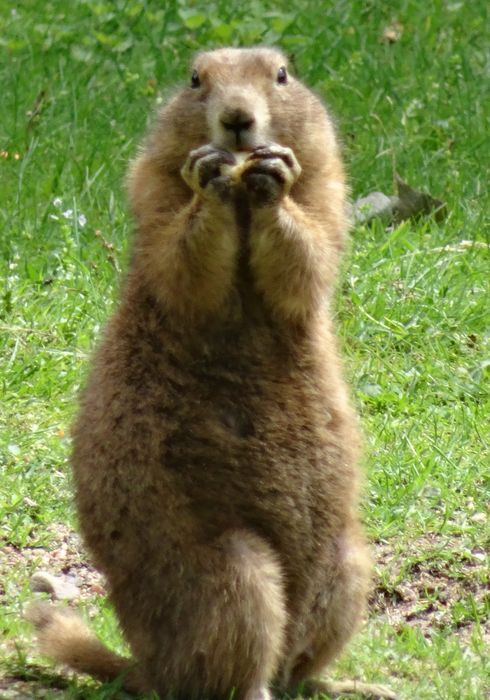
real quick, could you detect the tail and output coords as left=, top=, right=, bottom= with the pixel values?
left=26, top=601, right=144, bottom=693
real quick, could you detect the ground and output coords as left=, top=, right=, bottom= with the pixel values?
left=1, top=525, right=488, bottom=698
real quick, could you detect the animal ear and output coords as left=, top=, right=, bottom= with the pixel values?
left=286, top=52, right=297, bottom=73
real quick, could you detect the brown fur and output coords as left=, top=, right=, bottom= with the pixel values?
left=29, top=47, right=386, bottom=699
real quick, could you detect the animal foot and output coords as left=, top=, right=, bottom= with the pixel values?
left=240, top=144, right=301, bottom=206
left=181, top=144, right=236, bottom=202
left=301, top=677, right=397, bottom=699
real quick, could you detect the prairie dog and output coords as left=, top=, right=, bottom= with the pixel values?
left=29, top=48, right=392, bottom=700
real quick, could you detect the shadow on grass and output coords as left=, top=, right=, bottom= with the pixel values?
left=1, top=660, right=139, bottom=699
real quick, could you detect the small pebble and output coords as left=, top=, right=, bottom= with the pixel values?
left=30, top=571, right=80, bottom=601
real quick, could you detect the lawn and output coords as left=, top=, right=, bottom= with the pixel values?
left=1, top=1, right=489, bottom=698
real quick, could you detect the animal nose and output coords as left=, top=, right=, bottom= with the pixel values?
left=220, top=108, right=255, bottom=137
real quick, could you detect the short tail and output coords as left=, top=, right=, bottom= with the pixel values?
left=26, top=601, right=143, bottom=693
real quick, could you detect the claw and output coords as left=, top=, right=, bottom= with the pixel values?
left=238, top=144, right=301, bottom=205
left=247, top=146, right=295, bottom=170
left=181, top=145, right=236, bottom=200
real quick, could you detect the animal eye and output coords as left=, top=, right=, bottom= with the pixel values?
left=277, top=66, right=288, bottom=85
left=191, top=69, right=200, bottom=89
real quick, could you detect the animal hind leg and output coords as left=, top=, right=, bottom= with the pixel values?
left=119, top=529, right=286, bottom=700
left=279, top=530, right=395, bottom=699
left=285, top=530, right=371, bottom=686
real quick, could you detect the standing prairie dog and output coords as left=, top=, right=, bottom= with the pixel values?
left=28, top=48, right=395, bottom=700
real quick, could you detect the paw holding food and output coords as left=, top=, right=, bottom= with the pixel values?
left=220, top=149, right=253, bottom=181
left=221, top=145, right=301, bottom=204
left=181, top=144, right=237, bottom=202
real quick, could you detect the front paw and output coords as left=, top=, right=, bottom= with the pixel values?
left=240, top=145, right=301, bottom=206
left=181, top=145, right=236, bottom=202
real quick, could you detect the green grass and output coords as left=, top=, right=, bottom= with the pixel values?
left=1, top=1, right=489, bottom=698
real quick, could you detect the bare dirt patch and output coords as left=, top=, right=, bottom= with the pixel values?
left=1, top=525, right=106, bottom=698
left=1, top=527, right=488, bottom=697
left=371, top=534, right=489, bottom=645
left=1, top=523, right=105, bottom=603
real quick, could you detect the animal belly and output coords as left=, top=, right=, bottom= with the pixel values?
left=157, top=391, right=337, bottom=552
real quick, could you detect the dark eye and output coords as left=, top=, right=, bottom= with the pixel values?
left=191, top=69, right=200, bottom=89
left=277, top=66, right=288, bottom=85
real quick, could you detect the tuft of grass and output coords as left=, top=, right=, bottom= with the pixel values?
left=1, top=1, right=489, bottom=699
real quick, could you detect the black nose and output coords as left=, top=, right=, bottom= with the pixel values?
left=220, top=108, right=255, bottom=139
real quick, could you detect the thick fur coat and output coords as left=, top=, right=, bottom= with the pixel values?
left=29, top=48, right=375, bottom=700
